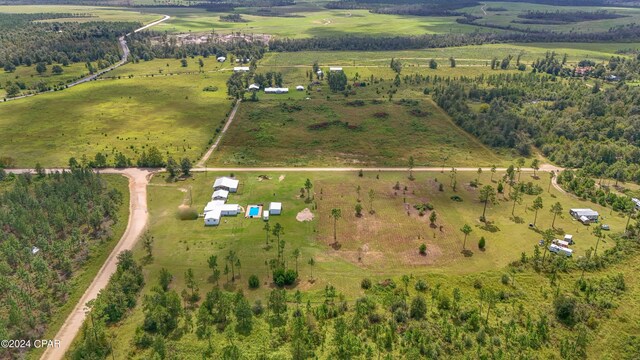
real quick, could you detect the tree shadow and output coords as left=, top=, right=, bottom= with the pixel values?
left=461, top=249, right=474, bottom=257
left=429, top=223, right=437, bottom=229
left=331, top=242, right=342, bottom=250
left=553, top=228, right=565, bottom=235
left=479, top=222, right=500, bottom=233
left=511, top=216, right=524, bottom=224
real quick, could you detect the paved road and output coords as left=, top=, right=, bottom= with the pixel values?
left=2, top=15, right=170, bottom=103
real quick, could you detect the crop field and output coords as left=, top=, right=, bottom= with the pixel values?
left=0, top=68, right=232, bottom=167
left=462, top=1, right=640, bottom=33
left=95, top=169, right=634, bottom=358
left=139, top=7, right=484, bottom=37
left=211, top=98, right=515, bottom=167
left=0, top=5, right=162, bottom=23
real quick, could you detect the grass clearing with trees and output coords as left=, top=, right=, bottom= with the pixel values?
left=95, top=169, right=638, bottom=359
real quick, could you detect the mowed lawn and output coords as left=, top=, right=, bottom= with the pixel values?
left=211, top=98, right=511, bottom=167
left=0, top=70, right=232, bottom=167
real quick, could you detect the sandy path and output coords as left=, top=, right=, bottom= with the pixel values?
left=196, top=99, right=242, bottom=167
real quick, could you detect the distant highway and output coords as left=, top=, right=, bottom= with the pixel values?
left=2, top=15, right=170, bottom=103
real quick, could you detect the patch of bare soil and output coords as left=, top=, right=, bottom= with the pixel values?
left=279, top=175, right=285, bottom=182
left=296, top=208, right=314, bottom=222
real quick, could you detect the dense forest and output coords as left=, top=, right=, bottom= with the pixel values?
left=431, top=69, right=640, bottom=184
left=0, top=13, right=138, bottom=69
left=0, top=169, right=124, bottom=358
left=515, top=10, right=626, bottom=25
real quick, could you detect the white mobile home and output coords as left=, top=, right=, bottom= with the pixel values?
left=269, top=202, right=282, bottom=215
left=264, top=87, right=289, bottom=94
left=248, top=84, right=260, bottom=91
left=217, top=56, right=226, bottom=62
left=233, top=66, right=250, bottom=72
left=329, top=67, right=343, bottom=72
left=204, top=200, right=226, bottom=213
left=220, top=204, right=240, bottom=216
left=213, top=177, right=239, bottom=192
left=549, top=244, right=573, bottom=257
left=204, top=208, right=222, bottom=226
left=569, top=208, right=599, bottom=223
left=212, top=189, right=229, bottom=200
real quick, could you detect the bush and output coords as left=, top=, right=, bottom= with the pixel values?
left=478, top=237, right=486, bottom=250
left=252, top=300, right=264, bottom=315
left=501, top=274, right=510, bottom=285
left=177, top=206, right=199, bottom=220
left=450, top=195, right=463, bottom=202
left=361, top=278, right=372, bottom=289
left=554, top=294, right=577, bottom=325
left=473, top=279, right=483, bottom=289
left=419, top=243, right=427, bottom=255
left=248, top=275, right=260, bottom=289
left=273, top=268, right=297, bottom=287
left=414, top=279, right=428, bottom=292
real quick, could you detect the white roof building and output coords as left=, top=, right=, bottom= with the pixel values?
left=212, top=189, right=229, bottom=200
left=205, top=200, right=226, bottom=213
left=265, top=87, right=289, bottom=94
left=633, top=198, right=640, bottom=209
left=269, top=202, right=282, bottom=215
left=213, top=177, right=239, bottom=192
left=248, top=84, right=260, bottom=91
left=569, top=208, right=599, bottom=220
left=233, top=66, right=250, bottom=72
left=217, top=56, right=226, bottom=62
left=329, top=67, right=343, bottom=72
left=205, top=208, right=222, bottom=226
left=296, top=85, right=304, bottom=91
left=32, top=246, right=40, bottom=255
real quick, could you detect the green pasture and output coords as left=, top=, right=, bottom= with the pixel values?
left=211, top=98, right=515, bottom=167
left=98, top=169, right=633, bottom=358
left=0, top=68, right=232, bottom=167
left=0, top=62, right=93, bottom=99
left=139, top=7, right=484, bottom=37
left=462, top=1, right=640, bottom=33
left=0, top=5, right=162, bottom=23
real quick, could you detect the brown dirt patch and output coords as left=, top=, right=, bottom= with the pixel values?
left=296, top=208, right=314, bottom=222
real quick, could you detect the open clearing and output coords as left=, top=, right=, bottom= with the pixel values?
left=0, top=63, right=232, bottom=167
left=0, top=5, right=162, bottom=23
left=210, top=99, right=513, bottom=167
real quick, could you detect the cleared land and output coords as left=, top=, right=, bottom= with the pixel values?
left=0, top=5, right=162, bottom=23
left=211, top=98, right=513, bottom=167
left=1, top=62, right=95, bottom=99
left=99, top=169, right=634, bottom=359
left=0, top=62, right=232, bottom=167
left=139, top=7, right=485, bottom=37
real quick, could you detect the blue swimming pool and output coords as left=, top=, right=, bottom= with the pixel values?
left=248, top=206, right=260, bottom=216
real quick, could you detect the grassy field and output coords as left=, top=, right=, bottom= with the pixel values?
left=0, top=62, right=95, bottom=99
left=97, top=169, right=634, bottom=358
left=211, top=98, right=514, bottom=167
left=462, top=1, right=640, bottom=33
left=0, top=5, right=162, bottom=23
left=0, top=61, right=233, bottom=167
left=139, top=7, right=485, bottom=37
left=24, top=174, right=130, bottom=360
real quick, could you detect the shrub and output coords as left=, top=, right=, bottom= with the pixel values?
left=410, top=295, right=427, bottom=320
left=439, top=183, right=444, bottom=191
left=248, top=275, right=260, bottom=289
left=273, top=268, right=297, bottom=287
left=178, top=207, right=198, bottom=220
left=361, top=278, right=372, bottom=289
left=203, top=86, right=219, bottom=92
left=501, top=274, right=510, bottom=285
left=450, top=195, right=463, bottom=202
left=414, top=279, right=428, bottom=292
left=478, top=237, right=486, bottom=250
left=473, top=279, right=483, bottom=289
left=419, top=243, right=427, bottom=255
left=252, top=300, right=264, bottom=315
left=554, top=294, right=577, bottom=325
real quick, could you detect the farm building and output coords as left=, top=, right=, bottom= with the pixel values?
left=248, top=84, right=260, bottom=91
left=204, top=208, right=222, bottom=226
left=570, top=208, right=599, bottom=223
left=296, top=85, right=304, bottom=91
left=233, top=66, right=250, bottom=72
left=633, top=198, right=640, bottom=209
left=265, top=87, right=289, bottom=94
left=212, top=189, right=229, bottom=200
left=213, top=177, right=239, bottom=192
left=329, top=67, right=343, bottom=72
left=217, top=56, right=226, bottom=62
left=269, top=202, right=282, bottom=215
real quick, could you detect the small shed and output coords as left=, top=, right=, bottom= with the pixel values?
left=248, top=84, right=260, bottom=91
left=564, top=234, right=574, bottom=244
left=212, top=189, right=229, bottom=200
left=213, top=177, right=239, bottom=192
left=204, top=209, right=221, bottom=226
left=296, top=85, right=304, bottom=91
left=217, top=56, right=226, bottom=62
left=269, top=202, right=282, bottom=215
left=233, top=66, right=250, bottom=72
left=263, top=210, right=270, bottom=221
left=329, top=67, right=343, bottom=72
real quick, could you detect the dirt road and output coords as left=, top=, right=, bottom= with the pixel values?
left=196, top=99, right=242, bottom=167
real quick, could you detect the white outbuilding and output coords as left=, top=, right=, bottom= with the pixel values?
left=32, top=246, right=40, bottom=255
left=296, top=85, right=304, bottom=91
left=569, top=208, right=599, bottom=223
left=213, top=177, right=239, bottom=192
left=263, top=210, right=270, bottom=221
left=220, top=204, right=240, bottom=216
left=264, top=87, right=289, bottom=94
left=212, top=189, right=229, bottom=200
left=204, top=208, right=222, bottom=226
left=269, top=202, right=282, bottom=215
left=233, top=66, right=250, bottom=72
left=248, top=83, right=260, bottom=91
left=217, top=56, right=226, bottom=62
left=329, top=67, right=343, bottom=72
